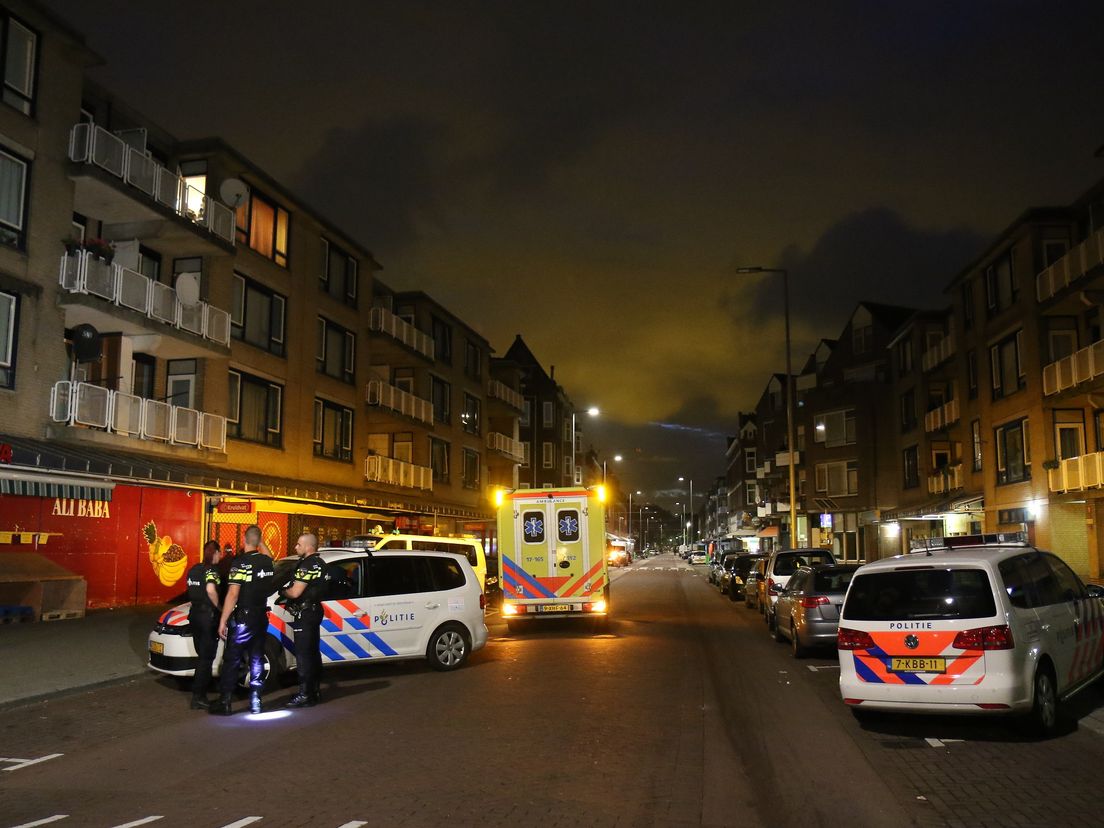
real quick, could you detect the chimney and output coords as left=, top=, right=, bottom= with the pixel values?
left=550, top=365, right=555, bottom=380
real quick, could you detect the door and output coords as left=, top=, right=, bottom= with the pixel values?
left=365, top=555, right=434, bottom=656
left=511, top=492, right=597, bottom=602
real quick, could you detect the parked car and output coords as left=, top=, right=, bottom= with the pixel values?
left=762, top=548, right=838, bottom=631
left=773, top=563, right=860, bottom=656
left=745, top=557, right=768, bottom=611
left=722, top=554, right=767, bottom=602
left=838, top=534, right=1104, bottom=736
left=709, top=551, right=740, bottom=586
left=689, top=550, right=708, bottom=565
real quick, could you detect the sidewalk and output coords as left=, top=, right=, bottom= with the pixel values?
left=0, top=604, right=166, bottom=707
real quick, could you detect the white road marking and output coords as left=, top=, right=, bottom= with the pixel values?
left=218, top=820, right=263, bottom=828
left=110, top=818, right=164, bottom=827
left=9, top=818, right=69, bottom=828
left=806, top=664, right=841, bottom=672
left=1, top=754, right=64, bottom=772
left=335, top=822, right=368, bottom=828
left=925, top=737, right=965, bottom=748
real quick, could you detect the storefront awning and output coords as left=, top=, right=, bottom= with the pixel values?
left=757, top=525, right=779, bottom=538
left=880, top=498, right=954, bottom=522
left=0, top=470, right=114, bottom=501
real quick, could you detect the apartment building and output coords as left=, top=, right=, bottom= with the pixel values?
left=0, top=1, right=522, bottom=607
left=749, top=371, right=803, bottom=551
left=723, top=414, right=758, bottom=548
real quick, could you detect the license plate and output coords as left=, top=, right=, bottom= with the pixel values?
left=890, top=657, right=946, bottom=673
left=149, top=641, right=164, bottom=655
left=537, top=604, right=574, bottom=613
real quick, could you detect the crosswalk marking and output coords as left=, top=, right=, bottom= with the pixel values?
left=9, top=817, right=69, bottom=828
left=218, top=820, right=263, bottom=828
left=111, top=818, right=163, bottom=827
left=10, top=817, right=367, bottom=828
left=335, top=823, right=368, bottom=828
left=1, top=754, right=64, bottom=772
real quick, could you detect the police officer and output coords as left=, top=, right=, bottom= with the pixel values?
left=280, top=533, right=326, bottom=707
left=186, top=540, right=221, bottom=710
left=209, top=525, right=274, bottom=716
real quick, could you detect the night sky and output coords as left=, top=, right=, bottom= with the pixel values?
left=41, top=0, right=1104, bottom=505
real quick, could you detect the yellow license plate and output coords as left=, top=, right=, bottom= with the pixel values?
left=890, top=657, right=945, bottom=673
left=150, top=641, right=164, bottom=655
left=537, top=604, right=573, bottom=613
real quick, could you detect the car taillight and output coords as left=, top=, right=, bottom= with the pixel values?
left=479, top=593, right=486, bottom=610
left=837, top=628, right=876, bottom=650
left=768, top=578, right=779, bottom=595
left=952, top=625, right=1014, bottom=650
left=801, top=595, right=829, bottom=609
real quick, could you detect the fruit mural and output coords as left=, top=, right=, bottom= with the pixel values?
left=144, top=520, right=188, bottom=586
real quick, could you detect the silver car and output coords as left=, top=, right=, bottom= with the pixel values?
left=773, top=563, right=860, bottom=657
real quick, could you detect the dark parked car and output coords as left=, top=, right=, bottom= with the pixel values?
left=720, top=553, right=766, bottom=601
left=773, top=563, right=860, bottom=656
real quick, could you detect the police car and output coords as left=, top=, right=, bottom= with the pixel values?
left=148, top=547, right=488, bottom=688
left=837, top=533, right=1104, bottom=736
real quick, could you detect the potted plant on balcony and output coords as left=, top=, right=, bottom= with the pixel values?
left=1042, top=458, right=1060, bottom=471
left=61, top=237, right=115, bottom=263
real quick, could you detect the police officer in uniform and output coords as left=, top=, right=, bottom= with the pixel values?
left=186, top=540, right=222, bottom=710
left=209, top=525, right=274, bottom=716
left=280, top=533, right=327, bottom=707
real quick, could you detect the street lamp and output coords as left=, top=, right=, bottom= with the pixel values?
left=602, top=453, right=622, bottom=484
left=628, top=489, right=641, bottom=546
left=570, top=406, right=599, bottom=485
left=678, top=476, right=694, bottom=548
left=736, top=266, right=797, bottom=550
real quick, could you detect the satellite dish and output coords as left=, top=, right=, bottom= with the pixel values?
left=71, top=324, right=102, bottom=363
left=218, top=178, right=249, bottom=209
left=175, top=272, right=201, bottom=306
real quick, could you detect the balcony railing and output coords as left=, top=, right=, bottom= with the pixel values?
left=487, top=379, right=525, bottom=411
left=921, top=333, right=956, bottom=372
left=923, top=398, right=961, bottom=433
left=366, top=379, right=433, bottom=425
left=59, top=250, right=231, bottom=346
left=364, top=454, right=433, bottom=491
left=1036, top=227, right=1104, bottom=302
left=486, top=431, right=525, bottom=463
left=49, top=381, right=226, bottom=451
left=68, top=124, right=235, bottom=246
left=1041, top=340, right=1104, bottom=396
left=927, top=463, right=964, bottom=495
left=1049, top=452, right=1104, bottom=493
left=368, top=307, right=435, bottom=360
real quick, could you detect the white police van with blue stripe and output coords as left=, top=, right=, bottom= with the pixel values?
left=149, top=547, right=488, bottom=689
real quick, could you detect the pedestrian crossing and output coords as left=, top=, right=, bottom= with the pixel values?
left=9, top=817, right=368, bottom=828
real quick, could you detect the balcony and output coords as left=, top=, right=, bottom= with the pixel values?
left=366, top=379, right=433, bottom=425
left=67, top=124, right=235, bottom=252
left=488, top=379, right=525, bottom=411
left=1036, top=227, right=1104, bottom=303
left=49, top=381, right=226, bottom=451
left=364, top=454, right=433, bottom=491
left=59, top=250, right=230, bottom=348
left=775, top=450, right=801, bottom=467
left=756, top=460, right=772, bottom=479
left=923, top=398, right=960, bottom=433
left=1042, top=340, right=1104, bottom=396
left=921, top=333, right=956, bottom=372
left=927, top=463, right=964, bottom=495
left=368, top=307, right=435, bottom=360
left=1049, top=451, right=1104, bottom=493
left=486, top=431, right=525, bottom=463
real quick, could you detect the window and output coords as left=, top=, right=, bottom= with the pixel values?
left=845, top=568, right=996, bottom=621
left=814, top=460, right=858, bottom=496
left=895, top=338, right=913, bottom=376
left=464, top=339, right=481, bottom=379
left=989, top=331, right=1026, bottom=399
left=542, top=401, right=554, bottom=427
left=432, top=316, right=452, bottom=364
left=745, top=448, right=756, bottom=474
left=984, top=250, right=1016, bottom=315
left=521, top=399, right=530, bottom=427
left=967, top=350, right=978, bottom=399
left=462, top=448, right=480, bottom=489
left=557, top=509, right=580, bottom=542
left=430, top=437, right=450, bottom=483
left=1041, top=239, right=1069, bottom=270
left=542, top=441, right=553, bottom=468
left=231, top=273, right=286, bottom=356
left=132, top=353, right=155, bottom=399
left=899, top=389, right=916, bottom=432
left=228, top=370, right=282, bottom=446
left=426, top=557, right=466, bottom=591
left=1, top=14, right=36, bottom=115
left=316, top=317, right=355, bottom=383
left=995, top=417, right=1030, bottom=485
left=813, top=409, right=855, bottom=447
left=746, top=481, right=758, bottom=506
left=431, top=376, right=451, bottom=424
left=852, top=323, right=872, bottom=354
left=320, top=238, right=357, bottom=305
left=521, top=441, right=530, bottom=468
left=166, top=359, right=196, bottom=408
left=138, top=245, right=162, bottom=284
left=971, top=419, right=982, bottom=472
left=235, top=188, right=289, bottom=266
left=0, top=147, right=29, bottom=248
left=1053, top=410, right=1085, bottom=461
left=903, top=446, right=919, bottom=488
left=961, top=280, right=974, bottom=330
left=179, top=160, right=207, bottom=219
left=522, top=510, right=545, bottom=544
left=313, top=399, right=353, bottom=461
left=0, top=289, right=17, bottom=388
left=460, top=393, right=480, bottom=435
left=368, top=556, right=431, bottom=597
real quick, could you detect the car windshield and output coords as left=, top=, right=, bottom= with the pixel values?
left=812, top=568, right=857, bottom=593
left=774, top=552, right=834, bottom=576
left=844, top=567, right=996, bottom=620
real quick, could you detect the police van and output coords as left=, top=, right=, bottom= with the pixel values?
left=148, top=547, right=488, bottom=689
left=837, top=533, right=1104, bottom=736
left=496, top=485, right=610, bottom=631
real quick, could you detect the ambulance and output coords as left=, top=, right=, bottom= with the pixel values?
left=496, top=485, right=610, bottom=631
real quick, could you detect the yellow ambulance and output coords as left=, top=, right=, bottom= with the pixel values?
left=496, top=485, right=610, bottom=631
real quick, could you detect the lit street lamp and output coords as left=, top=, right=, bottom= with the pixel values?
left=678, top=476, right=694, bottom=548
left=736, top=266, right=797, bottom=550
left=628, top=489, right=641, bottom=547
left=570, top=406, right=599, bottom=485
left=602, top=453, right=622, bottom=484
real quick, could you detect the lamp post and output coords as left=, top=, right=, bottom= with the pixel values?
left=602, top=453, right=622, bottom=484
left=570, top=406, right=599, bottom=485
left=628, top=490, right=641, bottom=547
left=678, top=476, right=694, bottom=548
left=736, top=266, right=797, bottom=550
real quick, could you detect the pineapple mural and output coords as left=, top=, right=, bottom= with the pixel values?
left=144, top=520, right=188, bottom=586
